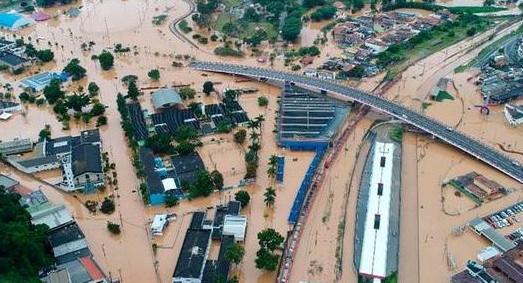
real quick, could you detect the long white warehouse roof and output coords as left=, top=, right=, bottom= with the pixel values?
left=359, top=142, right=394, bottom=279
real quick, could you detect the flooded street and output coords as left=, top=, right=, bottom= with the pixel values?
left=1, top=0, right=522, bottom=282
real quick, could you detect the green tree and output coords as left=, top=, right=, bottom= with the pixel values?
left=254, top=248, right=279, bottom=271
left=258, top=228, right=284, bottom=251
left=121, top=74, right=138, bottom=85
left=234, top=190, right=250, bottom=207
left=0, top=191, right=53, bottom=282
left=88, top=82, right=100, bottom=96
left=233, top=129, right=247, bottom=144
left=224, top=89, right=237, bottom=102
left=174, top=125, right=198, bottom=142
left=281, top=12, right=303, bottom=42
left=165, top=194, right=179, bottom=207
left=145, top=134, right=174, bottom=154
left=127, top=80, right=140, bottom=100
left=98, top=50, right=114, bottom=70
left=267, top=166, right=277, bottom=180
left=345, top=65, right=365, bottom=78
left=203, top=81, right=214, bottom=96
left=243, top=7, right=261, bottom=22
left=96, top=115, right=108, bottom=127
left=63, top=58, right=86, bottom=81
left=100, top=198, right=115, bottom=214
left=36, top=49, right=54, bottom=62
left=148, top=69, right=160, bottom=81
left=64, top=93, right=90, bottom=112
left=303, top=0, right=326, bottom=8
left=39, top=125, right=51, bottom=140
left=257, top=96, right=269, bottom=107
left=107, top=221, right=121, bottom=234
left=210, top=170, right=224, bottom=191
left=179, top=87, right=196, bottom=100
left=224, top=243, right=245, bottom=265
left=43, top=78, right=64, bottom=104
left=263, top=187, right=276, bottom=207
left=90, top=102, right=106, bottom=116
left=189, top=170, right=215, bottom=198
left=466, top=26, right=477, bottom=36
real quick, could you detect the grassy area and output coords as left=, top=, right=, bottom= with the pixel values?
left=224, top=0, right=242, bottom=8
left=389, top=127, right=404, bottom=143
left=434, top=90, right=454, bottom=102
left=454, top=64, right=468, bottom=73
left=215, top=13, right=278, bottom=42
left=421, top=102, right=432, bottom=110
left=383, top=2, right=507, bottom=14
left=448, top=6, right=507, bottom=13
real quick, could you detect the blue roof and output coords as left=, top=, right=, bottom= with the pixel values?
left=0, top=13, right=23, bottom=28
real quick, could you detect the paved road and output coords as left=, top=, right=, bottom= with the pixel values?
left=169, top=0, right=199, bottom=49
left=190, top=61, right=523, bottom=184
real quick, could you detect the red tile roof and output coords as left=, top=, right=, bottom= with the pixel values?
left=79, top=257, right=104, bottom=280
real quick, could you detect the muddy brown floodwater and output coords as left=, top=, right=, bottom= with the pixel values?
left=2, top=1, right=522, bottom=282
left=383, top=18, right=523, bottom=283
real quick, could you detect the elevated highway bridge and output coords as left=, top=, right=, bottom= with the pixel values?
left=190, top=61, right=523, bottom=184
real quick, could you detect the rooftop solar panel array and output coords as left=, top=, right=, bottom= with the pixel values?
left=127, top=103, right=148, bottom=141
left=278, top=90, right=336, bottom=139
left=151, top=109, right=200, bottom=135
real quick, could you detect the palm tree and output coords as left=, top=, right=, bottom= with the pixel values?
left=267, top=166, right=276, bottom=180
left=254, top=115, right=265, bottom=128
left=249, top=131, right=260, bottom=143
left=246, top=120, right=257, bottom=131
left=268, top=155, right=278, bottom=167
left=248, top=141, right=260, bottom=153
left=264, top=187, right=276, bottom=207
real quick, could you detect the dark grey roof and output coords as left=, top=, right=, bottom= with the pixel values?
left=506, top=104, right=523, bottom=120
left=190, top=211, right=206, bottom=230
left=45, top=136, right=73, bottom=156
left=77, top=129, right=101, bottom=145
left=139, top=147, right=164, bottom=194
left=0, top=174, right=19, bottom=190
left=171, top=152, right=205, bottom=174
left=171, top=152, right=205, bottom=185
left=227, top=201, right=241, bottom=216
left=202, top=235, right=234, bottom=283
left=71, top=144, right=102, bottom=177
left=55, top=247, right=92, bottom=265
left=0, top=99, right=19, bottom=110
left=0, top=52, right=28, bottom=67
left=48, top=222, right=85, bottom=248
left=46, top=129, right=100, bottom=156
left=57, top=259, right=92, bottom=283
left=493, top=257, right=523, bottom=282
left=0, top=39, right=14, bottom=49
left=173, top=229, right=211, bottom=280
left=17, top=155, right=58, bottom=167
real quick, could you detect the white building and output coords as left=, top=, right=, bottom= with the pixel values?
left=504, top=104, right=523, bottom=127
left=222, top=215, right=247, bottom=242
left=151, top=214, right=168, bottom=236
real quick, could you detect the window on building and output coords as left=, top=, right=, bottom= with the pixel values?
left=374, top=214, right=381, bottom=229
left=377, top=183, right=383, bottom=195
